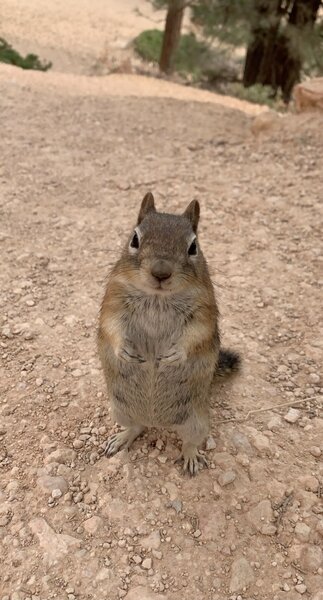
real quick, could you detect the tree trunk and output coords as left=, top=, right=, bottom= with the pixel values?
left=243, top=0, right=282, bottom=89
left=159, top=0, right=186, bottom=74
left=243, top=0, right=322, bottom=103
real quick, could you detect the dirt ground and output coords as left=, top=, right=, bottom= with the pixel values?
left=0, top=2, right=322, bottom=600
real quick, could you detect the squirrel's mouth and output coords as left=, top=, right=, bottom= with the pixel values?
left=148, top=276, right=173, bottom=293
left=153, top=281, right=172, bottom=292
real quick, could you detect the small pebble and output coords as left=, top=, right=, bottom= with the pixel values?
left=73, top=439, right=84, bottom=449
left=218, top=470, right=236, bottom=487
left=308, top=373, right=320, bottom=384
left=51, top=488, right=62, bottom=499
left=284, top=408, right=301, bottom=424
left=309, top=446, right=321, bottom=458
left=206, top=435, right=217, bottom=450
left=295, top=584, right=307, bottom=594
left=73, top=492, right=83, bottom=503
left=142, top=558, right=152, bottom=570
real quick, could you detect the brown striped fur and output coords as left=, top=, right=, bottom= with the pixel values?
left=98, top=193, right=222, bottom=475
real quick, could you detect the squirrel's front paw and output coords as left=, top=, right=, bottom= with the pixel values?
left=118, top=342, right=146, bottom=364
left=175, top=448, right=207, bottom=477
left=158, top=345, right=186, bottom=365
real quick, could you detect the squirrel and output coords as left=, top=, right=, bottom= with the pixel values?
left=98, top=193, right=240, bottom=475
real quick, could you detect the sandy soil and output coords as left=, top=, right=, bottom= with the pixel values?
left=0, top=2, right=322, bottom=600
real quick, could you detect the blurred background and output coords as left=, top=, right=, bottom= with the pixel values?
left=1, top=0, right=323, bottom=109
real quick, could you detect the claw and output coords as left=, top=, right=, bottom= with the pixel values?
left=104, top=426, right=145, bottom=458
left=104, top=432, right=126, bottom=457
left=175, top=451, right=208, bottom=477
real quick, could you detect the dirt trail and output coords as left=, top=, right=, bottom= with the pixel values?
left=0, top=2, right=322, bottom=600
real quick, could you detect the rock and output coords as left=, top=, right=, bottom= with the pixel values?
left=83, top=516, right=103, bottom=534
left=73, top=492, right=83, bottom=504
left=29, top=518, right=80, bottom=565
left=284, top=408, right=301, bottom=424
left=231, top=431, right=253, bottom=455
left=155, top=439, right=164, bottom=450
left=248, top=429, right=271, bottom=456
left=235, top=453, right=249, bottom=467
left=295, top=584, right=307, bottom=594
left=165, top=482, right=178, bottom=500
left=141, top=530, right=160, bottom=550
left=300, top=545, right=323, bottom=573
left=132, top=554, right=142, bottom=564
left=300, top=475, right=319, bottom=493
left=294, top=522, right=311, bottom=542
left=213, top=481, right=222, bottom=498
left=260, top=524, right=277, bottom=536
left=72, top=369, right=82, bottom=378
left=37, top=475, right=68, bottom=495
left=168, top=499, right=182, bottom=513
left=293, top=79, right=323, bottom=113
left=52, top=489, right=62, bottom=499
left=72, top=439, right=84, bottom=449
left=142, top=558, right=152, bottom=570
left=267, top=415, right=283, bottom=431
left=309, top=446, right=321, bottom=458
left=218, top=470, right=236, bottom=487
left=229, top=557, right=254, bottom=592
left=44, top=449, right=76, bottom=465
left=250, top=111, right=279, bottom=138
left=316, top=520, right=323, bottom=537
left=206, top=435, right=217, bottom=450
left=309, top=373, right=320, bottom=384
left=247, top=500, right=276, bottom=535
left=126, top=587, right=166, bottom=600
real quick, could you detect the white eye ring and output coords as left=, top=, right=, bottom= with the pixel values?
left=129, top=227, right=141, bottom=254
left=188, top=235, right=198, bottom=257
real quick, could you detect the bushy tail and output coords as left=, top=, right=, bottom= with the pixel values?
left=216, top=348, right=241, bottom=377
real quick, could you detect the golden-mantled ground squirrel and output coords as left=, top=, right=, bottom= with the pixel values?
left=98, top=193, right=239, bottom=475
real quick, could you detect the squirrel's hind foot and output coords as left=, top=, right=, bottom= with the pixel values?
left=104, top=425, right=145, bottom=457
left=175, top=447, right=208, bottom=477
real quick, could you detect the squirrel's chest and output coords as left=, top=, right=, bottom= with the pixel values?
left=124, top=295, right=190, bottom=357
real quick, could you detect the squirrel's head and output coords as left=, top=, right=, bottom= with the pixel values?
left=122, top=192, right=204, bottom=295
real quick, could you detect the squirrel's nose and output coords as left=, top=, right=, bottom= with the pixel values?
left=151, top=259, right=173, bottom=282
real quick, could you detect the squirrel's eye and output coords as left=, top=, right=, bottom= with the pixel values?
left=130, top=231, right=140, bottom=250
left=188, top=239, right=197, bottom=256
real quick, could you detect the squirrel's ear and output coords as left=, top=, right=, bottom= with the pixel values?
left=183, top=200, right=200, bottom=233
left=137, top=192, right=156, bottom=224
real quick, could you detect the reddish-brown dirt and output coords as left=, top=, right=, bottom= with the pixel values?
left=0, top=2, right=322, bottom=600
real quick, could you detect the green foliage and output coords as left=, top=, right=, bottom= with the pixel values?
left=134, top=29, right=211, bottom=76
left=222, top=82, right=276, bottom=107
left=297, top=22, right=323, bottom=75
left=134, top=30, right=163, bottom=64
left=192, top=0, right=252, bottom=47
left=0, top=37, right=52, bottom=71
left=150, top=0, right=169, bottom=7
